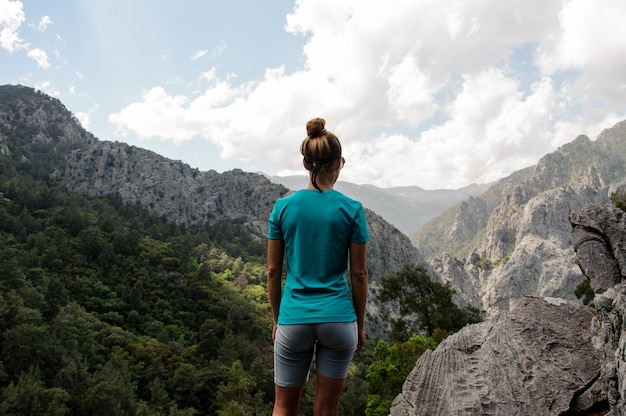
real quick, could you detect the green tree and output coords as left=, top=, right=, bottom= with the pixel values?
left=365, top=335, right=437, bottom=416
left=170, top=363, right=201, bottom=411
left=0, top=367, right=71, bottom=416
left=575, top=278, right=595, bottom=306
left=1, top=323, right=58, bottom=378
left=611, top=188, right=626, bottom=211
left=80, top=352, right=136, bottom=416
left=0, top=169, right=278, bottom=412
left=378, top=264, right=484, bottom=338
left=215, top=360, right=268, bottom=415
left=338, top=364, right=368, bottom=416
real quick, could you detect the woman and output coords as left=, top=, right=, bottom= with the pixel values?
left=267, top=118, right=369, bottom=415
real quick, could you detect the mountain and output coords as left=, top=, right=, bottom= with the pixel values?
left=270, top=175, right=489, bottom=235
left=0, top=84, right=423, bottom=337
left=413, top=119, right=626, bottom=315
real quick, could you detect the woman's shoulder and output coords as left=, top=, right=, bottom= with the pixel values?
left=329, top=190, right=365, bottom=208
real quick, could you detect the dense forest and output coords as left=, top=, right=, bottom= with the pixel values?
left=0, top=167, right=451, bottom=415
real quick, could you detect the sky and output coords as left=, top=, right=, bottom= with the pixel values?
left=2, top=0, right=626, bottom=190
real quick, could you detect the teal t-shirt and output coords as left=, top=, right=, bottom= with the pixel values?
left=268, top=189, right=370, bottom=325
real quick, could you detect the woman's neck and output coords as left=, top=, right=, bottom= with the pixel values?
left=307, top=173, right=336, bottom=190
left=306, top=181, right=334, bottom=191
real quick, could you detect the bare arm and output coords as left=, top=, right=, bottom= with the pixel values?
left=349, top=242, right=368, bottom=351
left=267, top=238, right=285, bottom=341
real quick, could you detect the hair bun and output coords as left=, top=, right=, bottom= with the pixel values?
left=306, top=118, right=326, bottom=138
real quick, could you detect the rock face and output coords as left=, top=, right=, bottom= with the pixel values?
left=391, top=297, right=603, bottom=415
left=60, top=141, right=287, bottom=233
left=417, top=121, right=626, bottom=317
left=391, top=202, right=626, bottom=415
left=571, top=204, right=626, bottom=294
left=571, top=204, right=626, bottom=413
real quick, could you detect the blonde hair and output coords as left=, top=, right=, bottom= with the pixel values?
left=300, top=118, right=342, bottom=191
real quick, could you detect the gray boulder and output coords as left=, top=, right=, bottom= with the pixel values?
left=390, top=297, right=603, bottom=415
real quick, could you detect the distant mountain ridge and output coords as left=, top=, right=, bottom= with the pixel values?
left=270, top=175, right=490, bottom=235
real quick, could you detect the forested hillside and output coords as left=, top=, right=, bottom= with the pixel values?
left=0, top=85, right=453, bottom=415
left=0, top=172, right=276, bottom=414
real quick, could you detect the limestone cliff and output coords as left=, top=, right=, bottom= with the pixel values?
left=419, top=121, right=626, bottom=316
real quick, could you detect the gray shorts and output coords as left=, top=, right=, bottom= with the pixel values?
left=274, top=322, right=358, bottom=387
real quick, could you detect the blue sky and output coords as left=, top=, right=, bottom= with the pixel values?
left=2, top=0, right=626, bottom=189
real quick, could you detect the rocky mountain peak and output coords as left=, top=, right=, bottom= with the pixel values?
left=419, top=119, right=626, bottom=316
left=0, top=85, right=96, bottom=149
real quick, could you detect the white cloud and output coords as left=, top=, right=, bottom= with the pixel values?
left=0, top=0, right=26, bottom=52
left=385, top=54, right=439, bottom=126
left=1, top=1, right=52, bottom=69
left=108, top=0, right=626, bottom=189
left=191, top=49, right=208, bottom=61
left=536, top=0, right=626, bottom=106
left=211, top=40, right=227, bottom=57
left=37, top=15, right=52, bottom=31
left=341, top=68, right=558, bottom=188
left=27, top=47, right=50, bottom=68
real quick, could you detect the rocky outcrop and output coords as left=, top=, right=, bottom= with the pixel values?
left=571, top=203, right=626, bottom=294
left=391, top=202, right=626, bottom=415
left=0, top=85, right=96, bottom=180
left=430, top=185, right=610, bottom=315
left=0, top=85, right=96, bottom=150
left=365, top=209, right=426, bottom=337
left=390, top=297, right=604, bottom=415
left=571, top=204, right=626, bottom=413
left=591, top=284, right=626, bottom=415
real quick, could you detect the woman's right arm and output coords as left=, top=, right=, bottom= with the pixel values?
left=349, top=242, right=368, bottom=352
left=267, top=238, right=285, bottom=342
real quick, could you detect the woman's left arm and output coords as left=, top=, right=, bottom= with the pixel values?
left=349, top=242, right=368, bottom=352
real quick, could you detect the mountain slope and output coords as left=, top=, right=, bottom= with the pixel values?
left=418, top=120, right=626, bottom=314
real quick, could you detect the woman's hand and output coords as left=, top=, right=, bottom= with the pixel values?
left=356, top=328, right=366, bottom=352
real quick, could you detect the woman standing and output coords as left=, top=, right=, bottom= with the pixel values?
left=267, top=118, right=370, bottom=415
